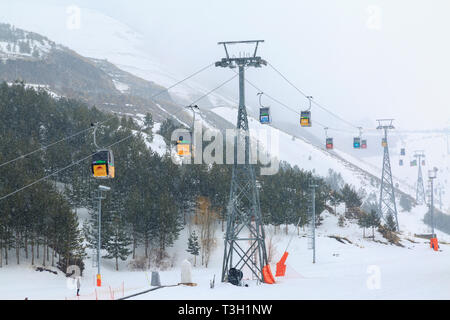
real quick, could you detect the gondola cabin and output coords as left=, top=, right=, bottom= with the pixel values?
left=381, top=138, right=387, bottom=147
left=400, top=148, right=405, bottom=156
left=422, top=160, right=425, bottom=166
left=259, top=107, right=270, bottom=124
left=300, top=111, right=311, bottom=127
left=92, top=149, right=115, bottom=179
left=177, top=136, right=191, bottom=156
left=353, top=137, right=361, bottom=149
left=410, top=160, right=417, bottom=167
left=361, top=140, right=367, bottom=149
left=399, top=159, right=404, bottom=166
left=326, top=138, right=333, bottom=149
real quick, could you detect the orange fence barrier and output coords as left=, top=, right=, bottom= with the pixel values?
left=275, top=252, right=288, bottom=277
left=262, top=264, right=275, bottom=284
left=430, top=238, right=439, bottom=251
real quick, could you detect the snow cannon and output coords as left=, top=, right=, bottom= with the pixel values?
left=275, top=252, right=288, bottom=277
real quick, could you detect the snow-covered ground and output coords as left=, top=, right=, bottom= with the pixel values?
left=1, top=208, right=448, bottom=300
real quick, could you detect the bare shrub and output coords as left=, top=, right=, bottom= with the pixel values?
left=194, top=196, right=218, bottom=268
left=265, top=233, right=277, bottom=264
left=128, top=255, right=148, bottom=271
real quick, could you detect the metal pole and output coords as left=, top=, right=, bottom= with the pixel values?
left=97, top=191, right=102, bottom=286
left=312, top=185, right=316, bottom=264
left=430, top=178, right=434, bottom=237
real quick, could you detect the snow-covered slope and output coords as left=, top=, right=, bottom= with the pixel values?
left=1, top=206, right=448, bottom=300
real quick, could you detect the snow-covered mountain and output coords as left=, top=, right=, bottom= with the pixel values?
left=0, top=7, right=446, bottom=236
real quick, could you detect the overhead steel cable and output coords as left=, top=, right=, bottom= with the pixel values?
left=0, top=69, right=237, bottom=202
left=165, top=72, right=239, bottom=122
left=0, top=133, right=134, bottom=202
left=0, top=62, right=215, bottom=169
left=241, top=73, right=356, bottom=134
left=267, top=61, right=362, bottom=130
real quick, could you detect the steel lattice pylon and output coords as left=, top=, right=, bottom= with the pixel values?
left=414, top=151, right=426, bottom=205
left=216, top=41, right=269, bottom=283
left=377, top=119, right=399, bottom=231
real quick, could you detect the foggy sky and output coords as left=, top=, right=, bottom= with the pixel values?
left=2, top=0, right=450, bottom=132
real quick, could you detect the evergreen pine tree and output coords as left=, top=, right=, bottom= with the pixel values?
left=368, top=209, right=381, bottom=239
left=357, top=212, right=371, bottom=238
left=186, top=231, right=200, bottom=266
left=385, top=213, right=397, bottom=232
left=103, top=212, right=132, bottom=271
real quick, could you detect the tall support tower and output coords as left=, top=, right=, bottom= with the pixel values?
left=216, top=40, right=269, bottom=283
left=414, top=150, right=426, bottom=205
left=377, top=119, right=399, bottom=231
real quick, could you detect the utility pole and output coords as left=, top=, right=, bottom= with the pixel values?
left=428, top=168, right=438, bottom=238
left=377, top=119, right=399, bottom=231
left=216, top=40, right=269, bottom=283
left=414, top=150, right=426, bottom=205
left=308, top=180, right=318, bottom=264
left=96, top=185, right=110, bottom=287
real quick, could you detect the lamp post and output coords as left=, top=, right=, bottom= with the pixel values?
left=428, top=168, right=437, bottom=237
left=96, top=185, right=110, bottom=287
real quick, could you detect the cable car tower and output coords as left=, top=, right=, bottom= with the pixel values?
left=414, top=150, right=426, bottom=205
left=377, top=119, right=399, bottom=231
left=215, top=40, right=269, bottom=283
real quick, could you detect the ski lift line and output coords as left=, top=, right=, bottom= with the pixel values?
left=243, top=77, right=355, bottom=134
left=266, top=62, right=362, bottom=130
left=0, top=62, right=215, bottom=169
left=157, top=62, right=215, bottom=97
left=0, top=133, right=135, bottom=202
left=239, top=71, right=356, bottom=133
left=0, top=125, right=94, bottom=169
left=188, top=73, right=238, bottom=106
left=0, top=68, right=234, bottom=201
left=163, top=72, right=239, bottom=125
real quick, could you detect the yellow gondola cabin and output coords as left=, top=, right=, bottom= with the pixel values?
left=92, top=149, right=115, bottom=179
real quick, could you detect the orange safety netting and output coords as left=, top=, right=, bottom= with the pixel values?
left=275, top=251, right=289, bottom=277
left=262, top=264, right=275, bottom=284
left=430, top=238, right=439, bottom=251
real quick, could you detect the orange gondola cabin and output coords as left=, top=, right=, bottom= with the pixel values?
left=177, top=136, right=191, bottom=156
left=300, top=111, right=311, bottom=127
left=92, top=149, right=115, bottom=179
